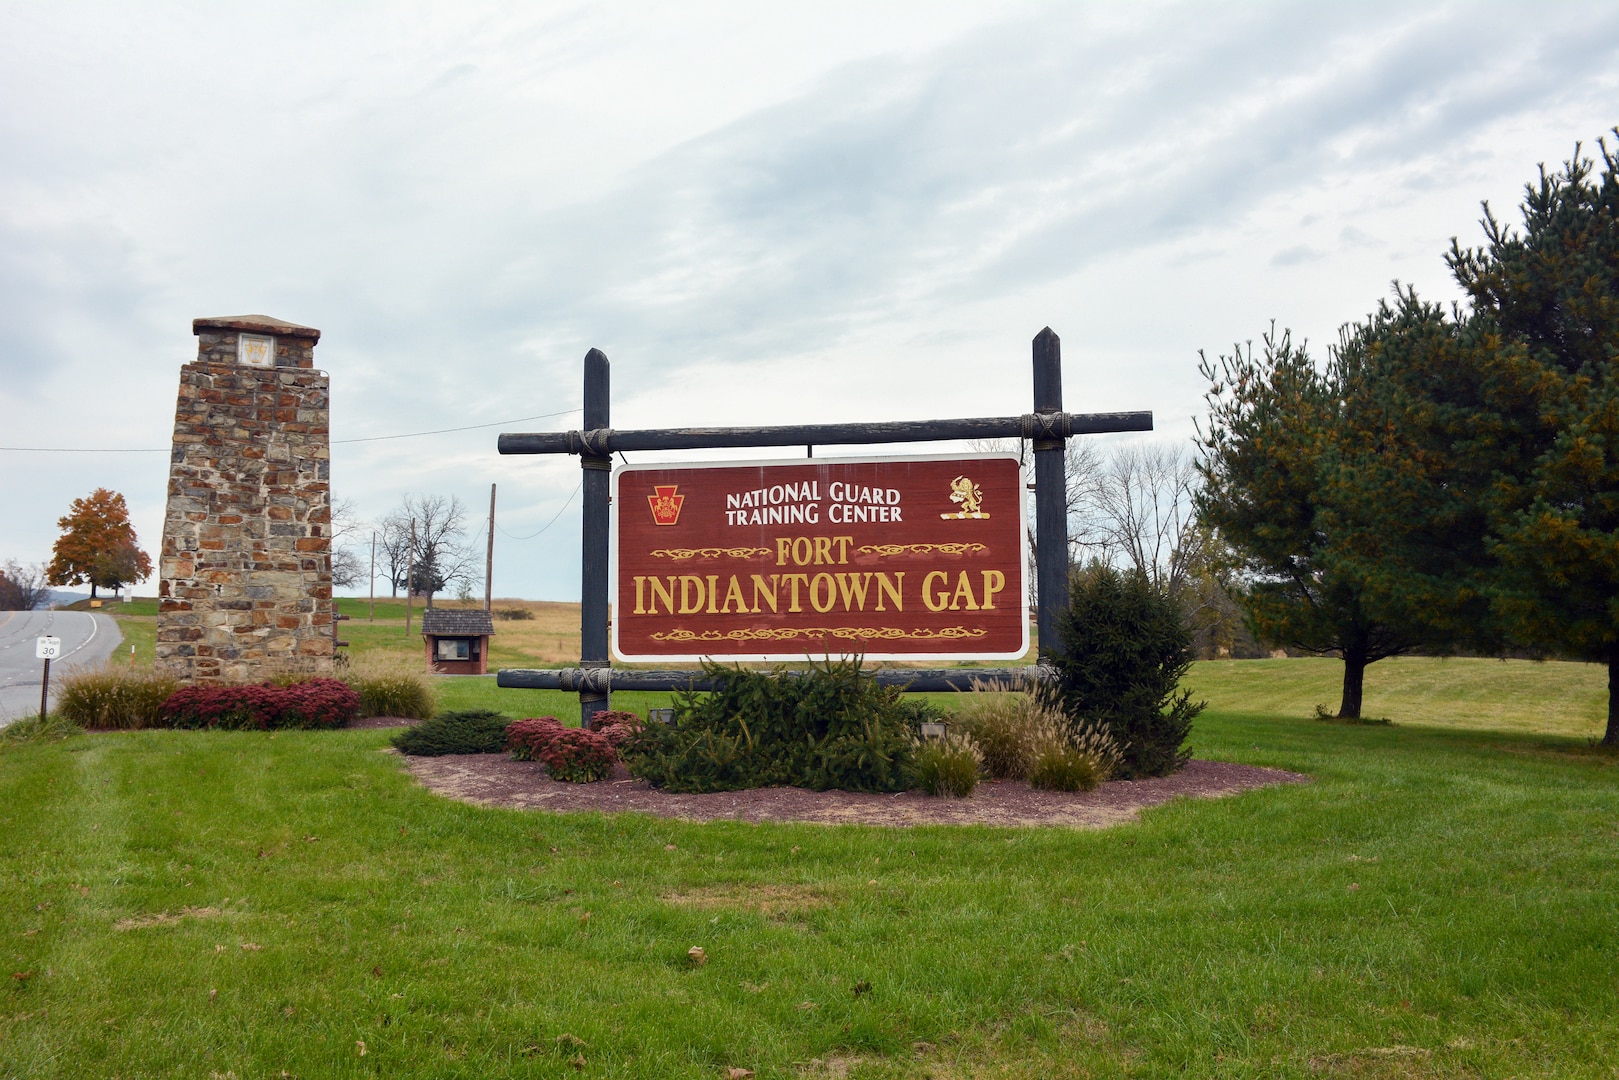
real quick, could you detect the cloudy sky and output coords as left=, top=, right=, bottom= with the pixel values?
left=2, top=1, right=1616, bottom=601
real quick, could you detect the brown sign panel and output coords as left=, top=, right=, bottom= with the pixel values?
left=612, top=453, right=1027, bottom=661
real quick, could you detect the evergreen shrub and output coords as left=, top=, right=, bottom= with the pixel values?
left=908, top=730, right=982, bottom=797
left=391, top=709, right=511, bottom=755
left=1045, top=565, right=1203, bottom=778
left=623, top=658, right=930, bottom=793
left=54, top=666, right=178, bottom=729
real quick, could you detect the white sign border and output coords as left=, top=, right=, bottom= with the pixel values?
left=610, top=450, right=1029, bottom=664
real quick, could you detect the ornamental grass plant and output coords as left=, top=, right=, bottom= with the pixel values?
left=956, top=681, right=1122, bottom=791
left=52, top=665, right=178, bottom=730
left=908, top=729, right=983, bottom=797
left=953, top=680, right=1050, bottom=779
left=342, top=652, right=435, bottom=720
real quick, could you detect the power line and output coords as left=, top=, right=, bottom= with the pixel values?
left=497, top=481, right=582, bottom=540
left=334, top=408, right=581, bottom=445
left=0, top=407, right=583, bottom=453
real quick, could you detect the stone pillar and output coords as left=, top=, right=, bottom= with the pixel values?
left=155, top=315, right=334, bottom=683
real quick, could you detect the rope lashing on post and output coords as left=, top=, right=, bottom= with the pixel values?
left=565, top=428, right=615, bottom=457
left=1020, top=411, right=1072, bottom=446
left=553, top=666, right=612, bottom=693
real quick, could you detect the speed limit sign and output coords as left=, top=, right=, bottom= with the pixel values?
left=35, top=636, right=61, bottom=660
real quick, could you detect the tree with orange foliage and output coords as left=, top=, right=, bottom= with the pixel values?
left=46, top=488, right=152, bottom=600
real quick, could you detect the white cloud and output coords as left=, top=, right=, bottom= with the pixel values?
left=1, top=0, right=1616, bottom=602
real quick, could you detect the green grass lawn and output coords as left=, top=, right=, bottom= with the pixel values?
left=3, top=661, right=1617, bottom=1077
left=1187, top=655, right=1609, bottom=739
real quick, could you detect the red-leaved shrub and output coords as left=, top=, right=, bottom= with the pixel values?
left=536, top=727, right=616, bottom=783
left=157, top=677, right=359, bottom=730
left=506, top=716, right=565, bottom=761
left=273, top=679, right=362, bottom=729
left=591, top=710, right=645, bottom=749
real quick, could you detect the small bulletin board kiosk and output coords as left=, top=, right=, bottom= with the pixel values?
left=421, top=609, right=495, bottom=675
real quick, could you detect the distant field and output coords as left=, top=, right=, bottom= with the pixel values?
left=1187, top=656, right=1607, bottom=740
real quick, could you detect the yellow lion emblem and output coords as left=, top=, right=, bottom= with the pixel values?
left=941, top=475, right=988, bottom=519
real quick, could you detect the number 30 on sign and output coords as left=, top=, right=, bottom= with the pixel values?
left=35, top=636, right=61, bottom=660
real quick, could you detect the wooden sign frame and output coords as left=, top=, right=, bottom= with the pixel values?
left=610, top=452, right=1029, bottom=663
left=497, top=328, right=1153, bottom=726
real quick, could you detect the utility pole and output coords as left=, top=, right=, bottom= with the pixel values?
left=368, top=530, right=376, bottom=622
left=486, top=483, right=496, bottom=612
left=405, top=518, right=416, bottom=635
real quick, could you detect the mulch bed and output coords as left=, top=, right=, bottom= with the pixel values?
left=396, top=749, right=1309, bottom=828
left=347, top=715, right=420, bottom=729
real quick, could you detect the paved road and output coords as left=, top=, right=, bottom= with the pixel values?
left=0, top=610, right=124, bottom=723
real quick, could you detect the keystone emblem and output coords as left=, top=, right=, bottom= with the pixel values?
left=648, top=484, right=684, bottom=526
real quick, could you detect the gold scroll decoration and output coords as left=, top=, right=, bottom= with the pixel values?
left=650, top=547, right=774, bottom=561
left=855, top=543, right=987, bottom=557
left=649, top=626, right=989, bottom=643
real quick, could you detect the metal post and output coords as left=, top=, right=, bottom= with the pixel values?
left=579, top=348, right=612, bottom=728
left=485, top=483, right=496, bottom=612
left=1032, top=327, right=1069, bottom=661
left=368, top=531, right=376, bottom=622
left=39, top=658, right=50, bottom=720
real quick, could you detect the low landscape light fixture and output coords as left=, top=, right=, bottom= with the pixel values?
left=919, top=720, right=949, bottom=740
left=648, top=707, right=676, bottom=724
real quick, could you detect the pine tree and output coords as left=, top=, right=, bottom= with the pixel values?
left=1448, top=137, right=1619, bottom=745
left=1195, top=328, right=1428, bottom=718
left=1043, top=564, right=1201, bottom=778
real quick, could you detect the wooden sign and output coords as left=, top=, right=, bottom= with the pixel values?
left=612, top=453, right=1027, bottom=661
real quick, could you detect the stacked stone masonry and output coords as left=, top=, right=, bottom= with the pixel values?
left=156, top=315, right=334, bottom=683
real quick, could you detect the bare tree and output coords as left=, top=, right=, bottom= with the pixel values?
left=378, top=515, right=412, bottom=598
left=969, top=436, right=1106, bottom=610
left=0, top=560, right=52, bottom=610
left=329, top=497, right=367, bottom=590
left=1069, top=442, right=1199, bottom=593
left=972, top=436, right=1246, bottom=656
left=380, top=494, right=474, bottom=605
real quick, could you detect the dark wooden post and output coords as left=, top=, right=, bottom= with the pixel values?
left=579, top=348, right=612, bottom=727
left=1032, top=328, right=1068, bottom=661
left=485, top=483, right=496, bottom=612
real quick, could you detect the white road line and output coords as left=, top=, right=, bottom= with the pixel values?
left=57, top=612, right=99, bottom=660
